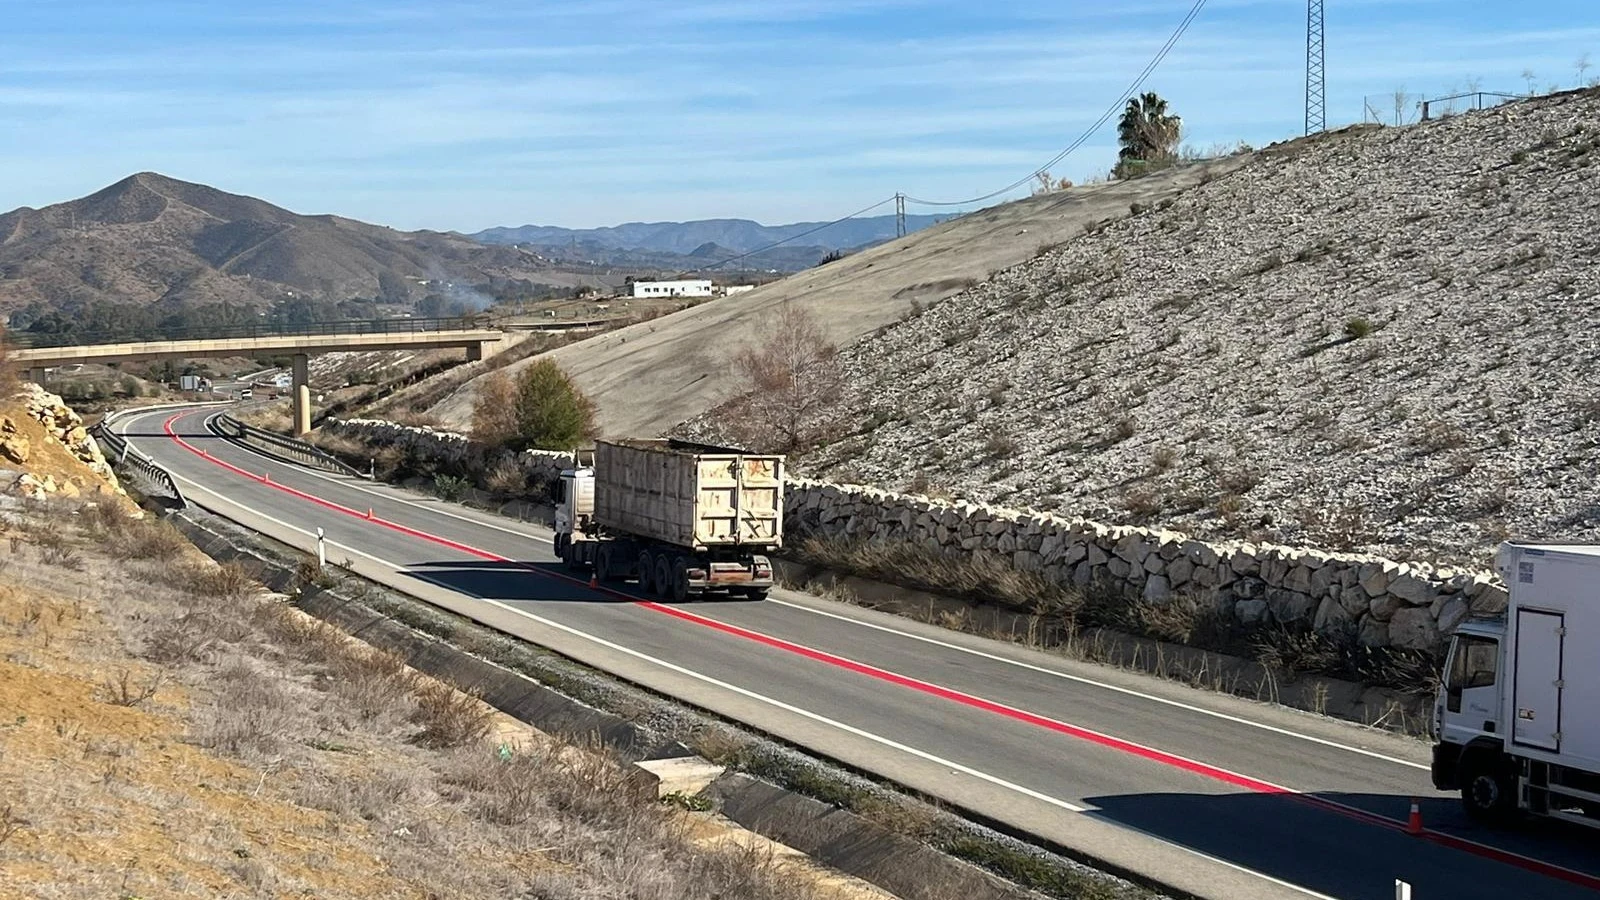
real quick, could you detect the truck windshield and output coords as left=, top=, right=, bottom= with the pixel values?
left=1447, top=636, right=1499, bottom=690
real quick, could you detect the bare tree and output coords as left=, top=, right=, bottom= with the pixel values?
left=727, top=303, right=844, bottom=453
left=1578, top=54, right=1592, bottom=88
left=1391, top=87, right=1410, bottom=126
left=1522, top=69, right=1538, bottom=96
left=471, top=371, right=520, bottom=445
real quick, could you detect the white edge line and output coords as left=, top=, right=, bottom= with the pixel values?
left=766, top=593, right=1432, bottom=772
left=163, top=466, right=1342, bottom=900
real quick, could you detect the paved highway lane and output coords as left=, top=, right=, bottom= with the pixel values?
left=115, top=406, right=1600, bottom=900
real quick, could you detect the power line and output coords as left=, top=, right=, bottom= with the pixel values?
left=689, top=196, right=898, bottom=272
left=902, top=0, right=1210, bottom=209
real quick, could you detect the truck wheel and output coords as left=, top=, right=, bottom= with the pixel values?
left=1460, top=753, right=1517, bottom=823
left=668, top=557, right=690, bottom=603
left=595, top=545, right=614, bottom=582
left=637, top=551, right=657, bottom=595
left=740, top=587, right=771, bottom=601
left=654, top=556, right=674, bottom=599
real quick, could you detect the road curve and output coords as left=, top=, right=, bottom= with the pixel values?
left=116, top=406, right=1600, bottom=900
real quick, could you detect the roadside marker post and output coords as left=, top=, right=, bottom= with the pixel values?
left=1395, top=879, right=1412, bottom=900
left=316, top=526, right=326, bottom=570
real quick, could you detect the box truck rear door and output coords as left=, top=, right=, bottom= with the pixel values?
left=1512, top=608, right=1565, bottom=752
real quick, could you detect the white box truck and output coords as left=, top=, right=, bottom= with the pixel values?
left=553, top=439, right=783, bottom=601
left=1431, top=543, right=1600, bottom=827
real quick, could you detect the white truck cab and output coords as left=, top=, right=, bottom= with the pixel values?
left=552, top=465, right=595, bottom=561
left=1431, top=542, right=1600, bottom=827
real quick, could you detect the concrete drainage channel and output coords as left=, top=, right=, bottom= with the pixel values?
left=169, top=509, right=1166, bottom=900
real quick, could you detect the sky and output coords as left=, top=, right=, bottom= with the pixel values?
left=1, top=0, right=1597, bottom=231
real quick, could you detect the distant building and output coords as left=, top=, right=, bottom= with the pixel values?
left=630, top=279, right=713, bottom=298
left=723, top=285, right=756, bottom=296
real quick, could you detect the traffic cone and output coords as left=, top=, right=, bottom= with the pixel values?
left=367, top=508, right=374, bottom=520
left=1406, top=798, right=1423, bottom=835
left=589, top=573, right=598, bottom=589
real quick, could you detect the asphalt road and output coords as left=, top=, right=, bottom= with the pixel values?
left=115, top=405, right=1600, bottom=900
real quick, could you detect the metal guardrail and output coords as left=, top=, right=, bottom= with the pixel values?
left=7, top=314, right=497, bottom=349
left=88, top=421, right=186, bottom=506
left=211, top=412, right=364, bottom=478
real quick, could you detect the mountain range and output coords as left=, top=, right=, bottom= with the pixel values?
left=471, top=214, right=945, bottom=257
left=0, top=172, right=574, bottom=316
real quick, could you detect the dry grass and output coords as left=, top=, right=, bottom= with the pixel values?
left=0, top=497, right=865, bottom=900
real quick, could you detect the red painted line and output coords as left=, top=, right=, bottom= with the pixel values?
left=155, top=409, right=1600, bottom=893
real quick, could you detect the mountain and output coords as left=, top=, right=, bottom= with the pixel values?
left=0, top=172, right=568, bottom=316
left=471, top=214, right=946, bottom=256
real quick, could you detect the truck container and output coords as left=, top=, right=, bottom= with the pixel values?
left=1431, top=542, right=1600, bottom=828
left=553, top=439, right=783, bottom=601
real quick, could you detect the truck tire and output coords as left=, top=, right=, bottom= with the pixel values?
left=739, top=587, right=770, bottom=601
left=637, top=551, right=657, bottom=595
left=654, top=556, right=674, bottom=600
left=668, top=557, right=690, bottom=603
left=595, top=545, right=615, bottom=582
left=1460, top=752, right=1517, bottom=823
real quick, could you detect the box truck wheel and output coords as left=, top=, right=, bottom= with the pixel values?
left=595, top=545, right=615, bottom=582
left=740, top=587, right=770, bottom=601
left=1460, top=752, right=1517, bottom=823
left=654, top=556, right=674, bottom=600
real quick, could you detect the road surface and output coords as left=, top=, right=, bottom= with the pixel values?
left=114, top=405, right=1600, bottom=900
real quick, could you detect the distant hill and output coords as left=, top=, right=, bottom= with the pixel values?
left=0, top=172, right=572, bottom=317
left=471, top=214, right=946, bottom=256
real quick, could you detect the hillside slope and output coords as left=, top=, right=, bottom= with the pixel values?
left=785, top=89, right=1600, bottom=567
left=0, top=172, right=558, bottom=314
left=428, top=156, right=1246, bottom=435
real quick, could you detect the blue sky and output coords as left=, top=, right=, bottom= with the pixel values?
left=2, top=0, right=1597, bottom=231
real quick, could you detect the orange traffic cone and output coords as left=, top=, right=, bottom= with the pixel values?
left=367, top=508, right=374, bottom=520
left=1406, top=799, right=1423, bottom=835
left=588, top=573, right=598, bottom=589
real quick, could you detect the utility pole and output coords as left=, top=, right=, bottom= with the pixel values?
left=895, top=193, right=906, bottom=238
left=1305, top=0, right=1326, bottom=135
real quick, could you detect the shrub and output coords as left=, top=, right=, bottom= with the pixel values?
left=1150, top=445, right=1178, bottom=473
left=984, top=431, right=1018, bottom=459
left=410, top=682, right=494, bottom=749
left=1343, top=317, right=1374, bottom=339
left=510, top=359, right=596, bottom=451
left=470, top=371, right=520, bottom=446
left=483, top=458, right=527, bottom=495
left=432, top=473, right=473, bottom=502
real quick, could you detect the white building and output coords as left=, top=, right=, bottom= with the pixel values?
left=630, top=279, right=713, bottom=298
left=724, top=285, right=757, bottom=296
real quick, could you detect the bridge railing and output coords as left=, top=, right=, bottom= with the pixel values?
left=8, top=314, right=497, bottom=349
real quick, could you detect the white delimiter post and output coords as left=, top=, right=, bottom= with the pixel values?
left=1395, top=880, right=1412, bottom=900
left=316, top=526, right=326, bottom=570
left=292, top=353, right=311, bottom=436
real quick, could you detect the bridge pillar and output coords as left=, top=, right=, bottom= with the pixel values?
left=291, top=354, right=311, bottom=437
left=466, top=342, right=486, bottom=363
left=27, top=367, right=46, bottom=386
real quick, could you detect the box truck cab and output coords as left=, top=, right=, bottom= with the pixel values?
left=1432, top=543, right=1600, bottom=828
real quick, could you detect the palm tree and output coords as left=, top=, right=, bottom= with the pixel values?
left=1115, top=92, right=1182, bottom=178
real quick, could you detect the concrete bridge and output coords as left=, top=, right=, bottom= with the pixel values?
left=12, top=324, right=500, bottom=436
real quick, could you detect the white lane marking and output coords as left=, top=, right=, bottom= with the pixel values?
left=189, top=409, right=555, bottom=546
left=144, top=406, right=1425, bottom=775
left=766, top=597, right=1432, bottom=773
left=168, top=467, right=1336, bottom=900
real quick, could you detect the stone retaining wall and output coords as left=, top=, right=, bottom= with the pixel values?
left=323, top=417, right=571, bottom=492
left=787, top=479, right=1508, bottom=650
left=323, top=417, right=1509, bottom=651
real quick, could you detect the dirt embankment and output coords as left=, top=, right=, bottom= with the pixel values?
left=425, top=157, right=1247, bottom=438
left=0, top=394, right=881, bottom=900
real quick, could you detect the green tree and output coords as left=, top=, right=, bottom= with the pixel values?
left=1115, top=92, right=1182, bottom=179
left=510, top=359, right=596, bottom=450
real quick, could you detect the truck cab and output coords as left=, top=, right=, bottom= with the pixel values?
left=552, top=465, right=594, bottom=563
left=1432, top=620, right=1510, bottom=815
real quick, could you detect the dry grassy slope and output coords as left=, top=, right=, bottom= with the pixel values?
left=796, top=88, right=1600, bottom=568
left=426, top=156, right=1249, bottom=437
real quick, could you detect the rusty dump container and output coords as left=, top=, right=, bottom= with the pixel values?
left=592, top=440, right=784, bottom=552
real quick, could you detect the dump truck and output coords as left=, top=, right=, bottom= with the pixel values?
left=1431, top=543, right=1600, bottom=828
left=553, top=439, right=784, bottom=601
